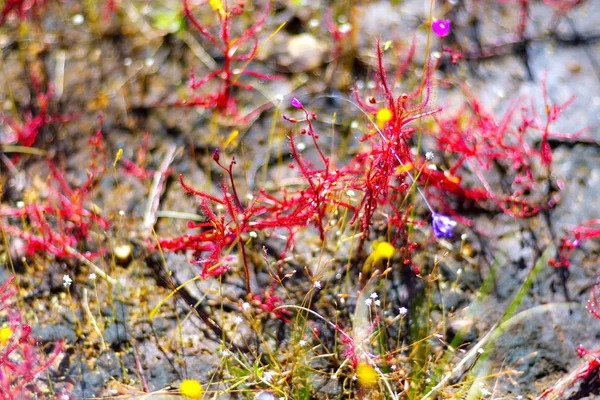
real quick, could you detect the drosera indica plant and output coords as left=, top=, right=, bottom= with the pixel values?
left=177, top=0, right=284, bottom=119
left=0, top=73, right=73, bottom=150
left=157, top=37, right=463, bottom=301
left=0, top=125, right=113, bottom=282
left=0, top=276, right=65, bottom=399
left=148, top=4, right=600, bottom=395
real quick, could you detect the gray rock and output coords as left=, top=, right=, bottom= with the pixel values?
left=104, top=322, right=131, bottom=345
left=32, top=324, right=78, bottom=343
left=284, top=33, right=328, bottom=72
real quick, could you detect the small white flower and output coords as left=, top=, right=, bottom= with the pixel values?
left=339, top=23, right=352, bottom=33
left=89, top=273, right=97, bottom=281
left=370, top=292, right=378, bottom=299
left=398, top=307, right=408, bottom=317
left=364, top=298, right=373, bottom=307
left=313, top=280, right=322, bottom=290
left=299, top=340, right=307, bottom=346
left=425, top=151, right=434, bottom=160
left=374, top=299, right=381, bottom=307
left=242, top=302, right=251, bottom=312
left=234, top=316, right=243, bottom=325
left=63, top=275, right=72, bottom=288
left=477, top=348, right=484, bottom=354
left=72, top=14, right=84, bottom=25
left=221, top=349, right=233, bottom=358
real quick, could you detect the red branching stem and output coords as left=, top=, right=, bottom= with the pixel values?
left=179, top=174, right=224, bottom=204
left=376, top=39, right=395, bottom=112
left=393, top=35, right=417, bottom=85
left=289, top=131, right=326, bottom=240
left=182, top=0, right=221, bottom=48
left=588, top=282, right=600, bottom=320
left=551, top=219, right=600, bottom=268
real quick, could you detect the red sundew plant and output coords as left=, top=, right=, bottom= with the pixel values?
left=550, top=220, right=600, bottom=268
left=251, top=283, right=291, bottom=322
left=0, top=276, right=64, bottom=399
left=324, top=10, right=352, bottom=60
left=536, top=281, right=600, bottom=399
left=348, top=42, right=441, bottom=238
left=159, top=41, right=454, bottom=294
left=119, top=132, right=154, bottom=180
left=426, top=76, right=582, bottom=218
left=158, top=149, right=356, bottom=294
left=536, top=347, right=600, bottom=399
left=178, top=0, right=283, bottom=117
left=160, top=55, right=446, bottom=292
left=0, top=129, right=109, bottom=259
left=587, top=280, right=600, bottom=320
left=1, top=77, right=72, bottom=148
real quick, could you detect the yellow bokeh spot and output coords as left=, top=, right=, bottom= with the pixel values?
left=362, top=241, right=395, bottom=275
left=224, top=129, right=239, bottom=149
left=357, top=362, right=378, bottom=387
left=372, top=241, right=395, bottom=263
left=0, top=327, right=12, bottom=346
left=444, top=170, right=461, bottom=184
left=375, top=108, right=393, bottom=128
left=395, top=163, right=413, bottom=174
left=209, top=0, right=225, bottom=18
left=113, top=148, right=123, bottom=168
left=180, top=379, right=204, bottom=399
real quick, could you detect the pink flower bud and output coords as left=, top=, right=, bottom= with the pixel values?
left=290, top=97, right=303, bottom=109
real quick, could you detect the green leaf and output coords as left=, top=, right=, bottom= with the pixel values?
left=151, top=9, right=183, bottom=33
left=229, top=366, right=249, bottom=379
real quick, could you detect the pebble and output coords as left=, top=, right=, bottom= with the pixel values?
left=285, top=33, right=328, bottom=71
